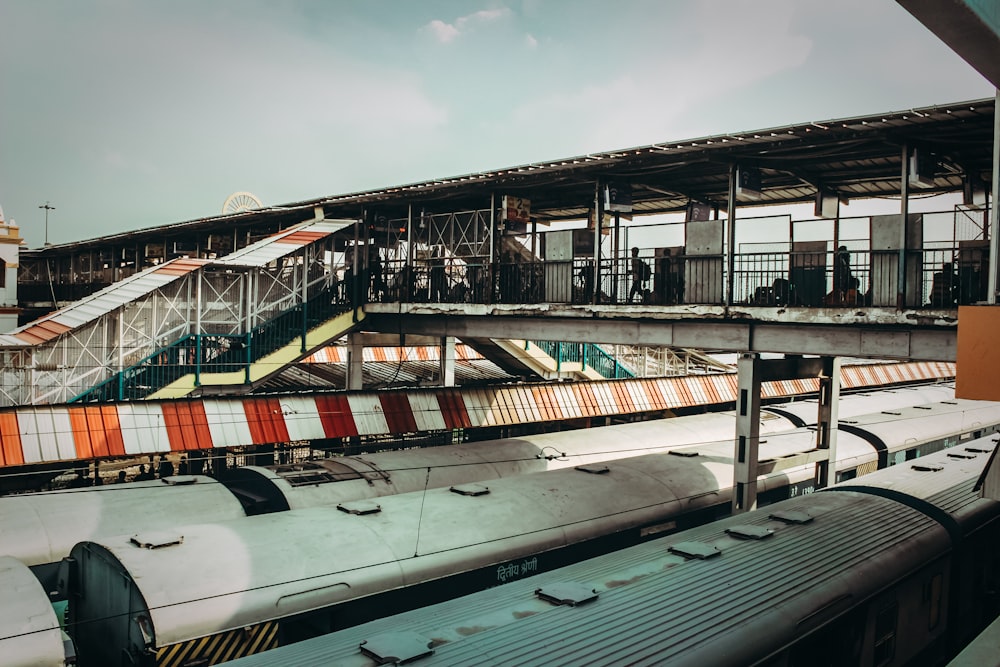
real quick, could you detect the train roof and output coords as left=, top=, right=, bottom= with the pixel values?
left=834, top=433, right=1000, bottom=516
left=0, top=556, right=65, bottom=667
left=0, top=475, right=244, bottom=567
left=764, top=381, right=955, bottom=425
left=221, top=455, right=982, bottom=667
left=838, top=398, right=1000, bottom=455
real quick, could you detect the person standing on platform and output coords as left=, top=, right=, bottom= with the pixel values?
left=157, top=455, right=174, bottom=479
left=628, top=247, right=649, bottom=303
left=833, top=245, right=852, bottom=298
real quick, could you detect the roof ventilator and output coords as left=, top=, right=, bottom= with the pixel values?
left=669, top=449, right=699, bottom=458
left=947, top=452, right=978, bottom=460
left=130, top=532, right=184, bottom=549
left=161, top=476, right=197, bottom=486
left=912, top=462, right=944, bottom=472
left=726, top=525, right=775, bottom=540
left=575, top=464, right=610, bottom=474
left=769, top=510, right=814, bottom=525
left=360, top=631, right=434, bottom=664
left=965, top=446, right=993, bottom=453
left=913, top=405, right=933, bottom=410
left=337, top=500, right=382, bottom=515
left=535, top=582, right=599, bottom=606
left=668, top=541, right=721, bottom=560
left=450, top=483, right=490, bottom=496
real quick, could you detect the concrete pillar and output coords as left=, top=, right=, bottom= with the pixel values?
left=814, top=356, right=841, bottom=488
left=439, top=336, right=456, bottom=387
left=346, top=332, right=364, bottom=391
left=733, top=353, right=762, bottom=514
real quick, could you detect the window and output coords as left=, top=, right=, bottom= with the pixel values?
left=925, top=574, right=943, bottom=630
left=873, top=603, right=897, bottom=666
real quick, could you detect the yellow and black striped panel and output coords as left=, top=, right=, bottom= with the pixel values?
left=156, top=622, right=278, bottom=667
left=855, top=460, right=879, bottom=477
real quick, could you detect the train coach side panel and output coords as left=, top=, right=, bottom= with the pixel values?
left=0, top=556, right=66, bottom=667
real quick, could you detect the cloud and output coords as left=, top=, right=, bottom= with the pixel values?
left=423, top=7, right=512, bottom=44
left=426, top=19, right=460, bottom=43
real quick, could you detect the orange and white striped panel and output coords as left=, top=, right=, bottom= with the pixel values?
left=346, top=393, right=389, bottom=435
left=278, top=396, right=325, bottom=442
left=116, top=403, right=170, bottom=455
left=203, top=399, right=251, bottom=448
left=408, top=392, right=447, bottom=433
left=0, top=361, right=957, bottom=468
left=20, top=407, right=78, bottom=462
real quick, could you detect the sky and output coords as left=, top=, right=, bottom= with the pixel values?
left=0, top=0, right=994, bottom=249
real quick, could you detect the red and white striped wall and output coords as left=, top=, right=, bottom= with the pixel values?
left=0, top=361, right=955, bottom=467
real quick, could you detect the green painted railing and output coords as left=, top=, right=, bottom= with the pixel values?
left=72, top=287, right=346, bottom=402
left=529, top=341, right=634, bottom=379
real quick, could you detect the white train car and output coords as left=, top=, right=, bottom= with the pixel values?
left=0, top=556, right=71, bottom=667
left=63, top=403, right=1000, bottom=667
left=216, top=435, right=1000, bottom=667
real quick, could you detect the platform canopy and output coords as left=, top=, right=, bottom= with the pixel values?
left=22, top=97, right=996, bottom=260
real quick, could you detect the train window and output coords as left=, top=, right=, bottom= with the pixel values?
left=836, top=469, right=857, bottom=482
left=925, top=574, right=943, bottom=630
left=873, top=603, right=897, bottom=666
left=905, top=448, right=918, bottom=461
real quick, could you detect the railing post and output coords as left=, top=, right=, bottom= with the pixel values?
left=244, top=331, right=252, bottom=385
left=194, top=334, right=201, bottom=387
left=301, top=301, right=308, bottom=354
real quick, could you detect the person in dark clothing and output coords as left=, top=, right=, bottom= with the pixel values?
left=157, top=455, right=174, bottom=479
left=833, top=245, right=852, bottom=295
left=628, top=247, right=649, bottom=303
left=429, top=247, right=447, bottom=302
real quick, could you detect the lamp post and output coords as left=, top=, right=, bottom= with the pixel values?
left=38, top=202, right=55, bottom=246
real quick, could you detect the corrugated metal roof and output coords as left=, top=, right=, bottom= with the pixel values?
left=214, top=220, right=351, bottom=268
left=220, top=487, right=951, bottom=666
left=22, top=98, right=995, bottom=258
left=2, top=220, right=350, bottom=350
left=0, top=262, right=198, bottom=347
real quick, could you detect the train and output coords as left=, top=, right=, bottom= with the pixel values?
left=55, top=396, right=1000, bottom=667
left=0, top=382, right=961, bottom=595
left=217, top=433, right=1000, bottom=667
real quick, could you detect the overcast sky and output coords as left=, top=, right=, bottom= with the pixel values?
left=0, top=0, right=993, bottom=248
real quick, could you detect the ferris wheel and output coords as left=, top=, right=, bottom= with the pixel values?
left=222, top=191, right=263, bottom=215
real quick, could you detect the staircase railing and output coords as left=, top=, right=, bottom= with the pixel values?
left=72, top=286, right=347, bottom=402
left=529, top=341, right=634, bottom=379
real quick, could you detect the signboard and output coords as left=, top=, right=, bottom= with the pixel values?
left=686, top=200, right=711, bottom=222
left=736, top=165, right=762, bottom=200
left=501, top=195, right=530, bottom=234
left=604, top=182, right=633, bottom=213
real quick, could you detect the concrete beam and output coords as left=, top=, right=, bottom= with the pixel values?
left=362, top=305, right=957, bottom=362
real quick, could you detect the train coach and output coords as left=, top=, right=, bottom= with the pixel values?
left=0, top=383, right=962, bottom=595
left=0, top=555, right=73, bottom=667
left=217, top=435, right=1000, bottom=667
left=60, top=402, right=1000, bottom=667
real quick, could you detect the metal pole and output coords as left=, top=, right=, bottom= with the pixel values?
left=726, top=165, right=737, bottom=306
left=989, top=89, right=1000, bottom=304
left=899, top=143, right=910, bottom=309
left=38, top=202, right=55, bottom=246
left=592, top=181, right=602, bottom=305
